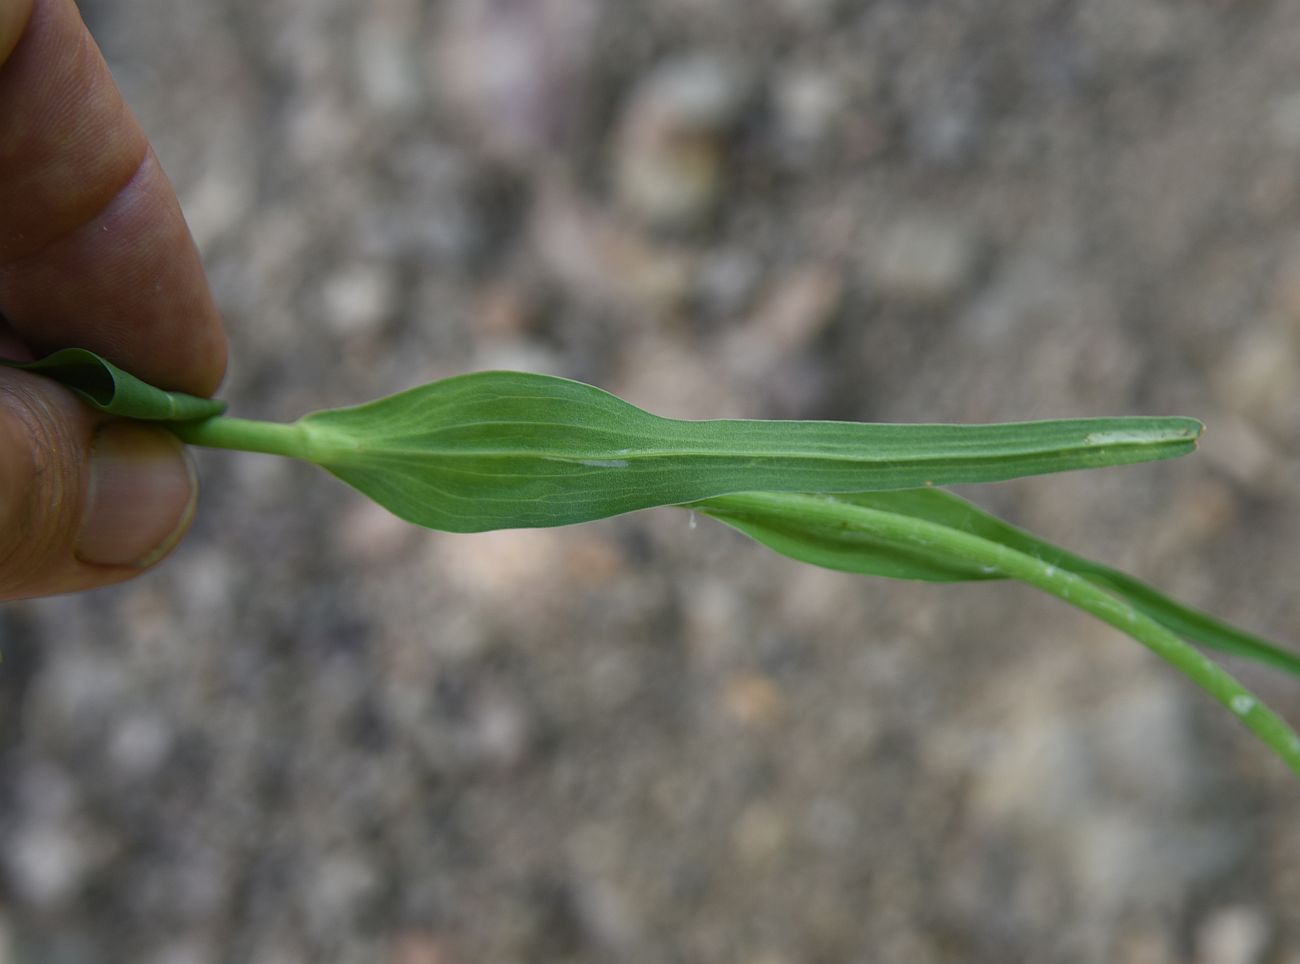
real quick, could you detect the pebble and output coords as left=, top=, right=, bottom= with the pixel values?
left=531, top=183, right=693, bottom=308
left=1210, top=326, right=1300, bottom=438
left=320, top=262, right=400, bottom=338
left=1194, top=905, right=1272, bottom=964
left=693, top=248, right=762, bottom=318
left=746, top=263, right=844, bottom=352
left=389, top=931, right=459, bottom=964
left=719, top=264, right=843, bottom=396
left=732, top=802, right=790, bottom=867
left=147, top=940, right=216, bottom=964
left=435, top=0, right=597, bottom=163
left=906, top=90, right=983, bottom=169
left=354, top=0, right=422, bottom=116
left=1198, top=414, right=1284, bottom=493
left=613, top=54, right=750, bottom=230
left=772, top=66, right=845, bottom=157
left=1268, top=243, right=1300, bottom=334
left=108, top=712, right=175, bottom=779
left=304, top=851, right=380, bottom=936
left=1268, top=90, right=1300, bottom=151
left=335, top=499, right=418, bottom=564
left=971, top=665, right=1240, bottom=918
left=722, top=671, right=785, bottom=728
left=1075, top=0, right=1187, bottom=64
left=871, top=215, right=979, bottom=303
left=5, top=820, right=92, bottom=908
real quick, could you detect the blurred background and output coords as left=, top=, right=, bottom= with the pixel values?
left=4, top=0, right=1300, bottom=961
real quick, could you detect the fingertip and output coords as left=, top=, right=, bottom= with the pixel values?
left=0, top=368, right=199, bottom=599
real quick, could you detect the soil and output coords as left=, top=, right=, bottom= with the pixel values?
left=3, top=1, right=1300, bottom=961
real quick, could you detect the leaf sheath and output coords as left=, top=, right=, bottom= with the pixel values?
left=0, top=348, right=226, bottom=420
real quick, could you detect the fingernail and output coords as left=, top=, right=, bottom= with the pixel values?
left=76, top=423, right=197, bottom=568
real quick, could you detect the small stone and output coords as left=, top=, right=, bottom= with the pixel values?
left=613, top=54, right=750, bottom=231
left=467, top=690, right=532, bottom=768
left=1268, top=90, right=1300, bottom=151
left=183, top=141, right=256, bottom=255
left=108, top=712, right=175, bottom=779
left=1076, top=0, right=1186, bottom=64
left=1210, top=326, right=1300, bottom=437
left=871, top=215, right=978, bottom=304
left=1268, top=244, right=1300, bottom=333
left=435, top=0, right=597, bottom=164
left=694, top=248, right=762, bottom=318
left=434, top=528, right=565, bottom=597
left=355, top=0, right=422, bottom=116
left=1194, top=906, right=1272, bottom=964
left=774, top=66, right=846, bottom=156
left=1198, top=414, right=1283, bottom=493
left=147, top=940, right=215, bottom=964
left=305, top=851, right=380, bottom=934
left=474, top=281, right=536, bottom=339
left=907, top=94, right=983, bottom=168
left=336, top=498, right=417, bottom=563
left=732, top=802, right=790, bottom=866
left=744, top=264, right=844, bottom=352
left=723, top=672, right=785, bottom=728
left=5, top=821, right=91, bottom=908
left=390, top=931, right=458, bottom=964
left=570, top=875, right=643, bottom=951
left=320, top=263, right=399, bottom=337
left=531, top=184, right=692, bottom=309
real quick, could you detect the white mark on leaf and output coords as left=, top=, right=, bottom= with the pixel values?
left=1230, top=695, right=1255, bottom=716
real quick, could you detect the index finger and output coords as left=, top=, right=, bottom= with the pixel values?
left=0, top=0, right=226, bottom=396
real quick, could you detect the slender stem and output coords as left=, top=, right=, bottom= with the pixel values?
left=695, top=494, right=1300, bottom=778
left=170, top=416, right=311, bottom=460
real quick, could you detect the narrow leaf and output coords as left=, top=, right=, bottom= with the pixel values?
left=285, top=370, right=1202, bottom=532
left=693, top=489, right=1300, bottom=678
left=0, top=348, right=226, bottom=421
left=687, top=491, right=1300, bottom=778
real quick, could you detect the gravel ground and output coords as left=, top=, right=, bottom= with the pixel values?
left=4, top=1, right=1300, bottom=962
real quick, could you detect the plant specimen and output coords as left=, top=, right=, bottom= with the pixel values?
left=7, top=348, right=1298, bottom=777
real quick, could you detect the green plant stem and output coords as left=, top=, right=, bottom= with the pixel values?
left=171, top=416, right=311, bottom=460
left=695, top=493, right=1300, bottom=777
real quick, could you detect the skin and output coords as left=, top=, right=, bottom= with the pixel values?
left=0, top=0, right=227, bottom=597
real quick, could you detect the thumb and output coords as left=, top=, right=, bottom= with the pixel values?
left=0, top=367, right=197, bottom=600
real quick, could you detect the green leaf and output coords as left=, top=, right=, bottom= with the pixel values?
left=0, top=348, right=226, bottom=421
left=273, top=371, right=1201, bottom=532
left=694, top=490, right=1300, bottom=777
left=692, top=489, right=1300, bottom=678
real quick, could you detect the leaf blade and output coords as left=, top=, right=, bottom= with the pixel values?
left=690, top=490, right=1300, bottom=778
left=298, top=370, right=1203, bottom=532
left=692, top=489, right=1300, bottom=678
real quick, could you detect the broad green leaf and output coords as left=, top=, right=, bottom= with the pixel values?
left=264, top=371, right=1203, bottom=533
left=0, top=348, right=226, bottom=421
left=693, top=489, right=1300, bottom=678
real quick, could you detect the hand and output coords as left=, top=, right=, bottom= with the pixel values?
left=0, top=0, right=227, bottom=599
